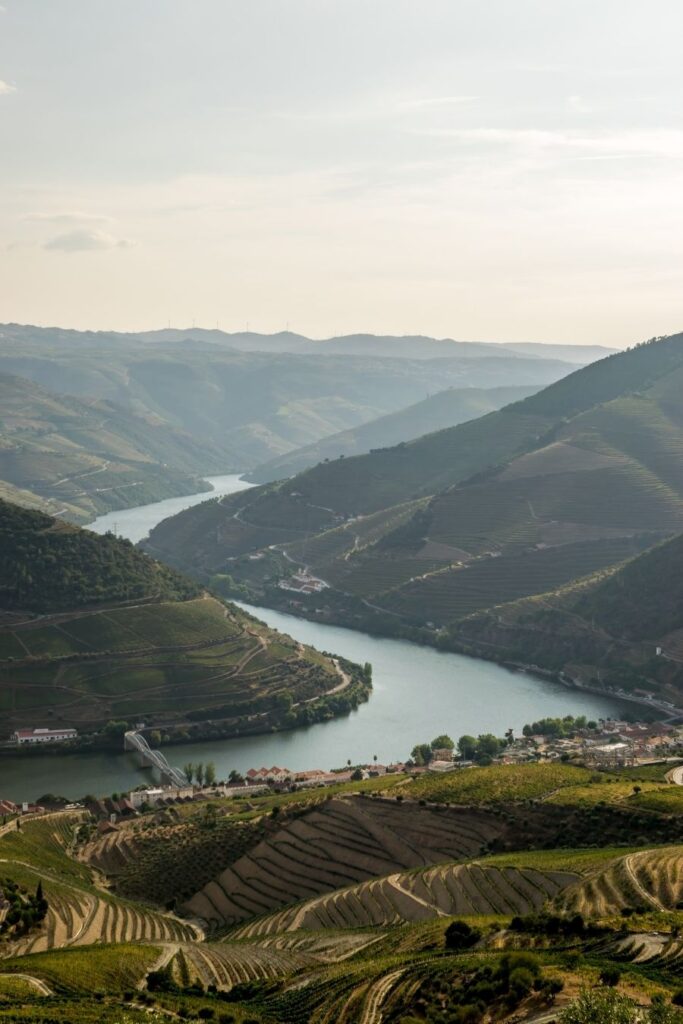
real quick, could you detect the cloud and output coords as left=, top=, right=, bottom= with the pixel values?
left=413, top=126, right=683, bottom=160
left=0, top=79, right=16, bottom=95
left=24, top=211, right=113, bottom=225
left=400, top=95, right=479, bottom=110
left=566, top=95, right=594, bottom=114
left=44, top=229, right=134, bottom=252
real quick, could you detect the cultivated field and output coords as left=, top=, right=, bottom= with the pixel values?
left=0, top=594, right=340, bottom=730
left=556, top=846, right=683, bottom=917
left=183, top=796, right=505, bottom=927
left=232, top=859, right=579, bottom=937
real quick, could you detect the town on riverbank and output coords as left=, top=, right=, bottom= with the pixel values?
left=3, top=713, right=683, bottom=819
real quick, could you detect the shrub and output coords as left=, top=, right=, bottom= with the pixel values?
left=445, top=920, right=482, bottom=950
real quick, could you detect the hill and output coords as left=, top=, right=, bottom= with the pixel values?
left=4, top=767, right=683, bottom=1023
left=0, top=372, right=215, bottom=522
left=0, top=322, right=616, bottom=363
left=145, top=333, right=683, bottom=708
left=0, top=500, right=365, bottom=739
left=0, top=326, right=576, bottom=484
left=449, top=529, right=683, bottom=704
left=247, top=384, right=540, bottom=484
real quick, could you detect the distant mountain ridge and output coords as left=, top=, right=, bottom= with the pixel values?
left=0, top=326, right=582, bottom=508
left=0, top=321, right=616, bottom=363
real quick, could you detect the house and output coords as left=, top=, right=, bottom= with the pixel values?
left=431, top=748, right=454, bottom=762
left=12, top=727, right=78, bottom=745
left=245, top=766, right=293, bottom=784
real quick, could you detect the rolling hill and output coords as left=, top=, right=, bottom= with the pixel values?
left=0, top=500, right=364, bottom=739
left=0, top=372, right=217, bottom=523
left=145, top=332, right=683, bottom=706
left=3, top=765, right=683, bottom=1024
left=247, top=384, right=540, bottom=484
left=0, top=324, right=580, bottom=480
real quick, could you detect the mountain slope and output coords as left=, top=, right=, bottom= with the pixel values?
left=0, top=326, right=578, bottom=475
left=0, top=500, right=364, bottom=738
left=0, top=372, right=217, bottom=522
left=145, top=333, right=683, bottom=698
left=247, top=384, right=541, bottom=484
left=451, top=529, right=683, bottom=702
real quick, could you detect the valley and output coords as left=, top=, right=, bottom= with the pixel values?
left=145, top=334, right=683, bottom=714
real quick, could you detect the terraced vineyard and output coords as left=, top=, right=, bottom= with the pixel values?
left=232, top=860, right=579, bottom=937
left=0, top=592, right=345, bottom=732
left=183, top=796, right=505, bottom=927
left=378, top=534, right=650, bottom=622
left=82, top=814, right=264, bottom=904
left=0, top=813, right=197, bottom=958
left=556, top=846, right=683, bottom=917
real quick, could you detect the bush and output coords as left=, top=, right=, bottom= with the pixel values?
left=600, top=967, right=622, bottom=987
left=445, top=919, right=482, bottom=950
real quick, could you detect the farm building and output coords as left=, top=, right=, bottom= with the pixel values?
left=12, top=727, right=78, bottom=745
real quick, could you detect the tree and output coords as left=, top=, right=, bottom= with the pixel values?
left=228, top=770, right=244, bottom=785
left=458, top=735, right=478, bottom=760
left=150, top=730, right=162, bottom=746
left=560, top=987, right=637, bottom=1023
left=431, top=734, right=455, bottom=751
left=275, top=690, right=293, bottom=711
left=183, top=763, right=194, bottom=783
left=351, top=767, right=363, bottom=781
left=195, top=762, right=205, bottom=786
left=508, top=966, right=534, bottom=1002
left=600, top=967, right=622, bottom=987
left=104, top=720, right=128, bottom=739
left=444, top=919, right=481, bottom=950
left=477, top=733, right=503, bottom=758
left=411, top=743, right=433, bottom=766
left=204, top=762, right=216, bottom=787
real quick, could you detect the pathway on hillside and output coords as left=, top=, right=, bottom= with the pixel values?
left=624, top=853, right=665, bottom=911
left=0, top=973, right=53, bottom=996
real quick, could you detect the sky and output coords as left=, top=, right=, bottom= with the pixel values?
left=2, top=1, right=683, bottom=345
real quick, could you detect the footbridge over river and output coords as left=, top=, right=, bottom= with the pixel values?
left=124, top=731, right=188, bottom=787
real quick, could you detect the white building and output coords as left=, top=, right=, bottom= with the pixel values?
left=128, top=786, right=194, bottom=809
left=12, top=727, right=78, bottom=745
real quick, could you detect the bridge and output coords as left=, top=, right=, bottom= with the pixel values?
left=124, top=731, right=188, bottom=787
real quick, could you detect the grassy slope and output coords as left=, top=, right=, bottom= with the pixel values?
left=447, top=526, right=683, bottom=699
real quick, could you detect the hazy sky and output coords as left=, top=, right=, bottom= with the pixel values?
left=2, top=1, right=683, bottom=344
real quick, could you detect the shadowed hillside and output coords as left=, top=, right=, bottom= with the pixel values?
left=0, top=500, right=365, bottom=738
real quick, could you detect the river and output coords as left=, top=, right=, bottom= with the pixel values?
left=1, top=480, right=625, bottom=801
left=87, top=473, right=254, bottom=544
